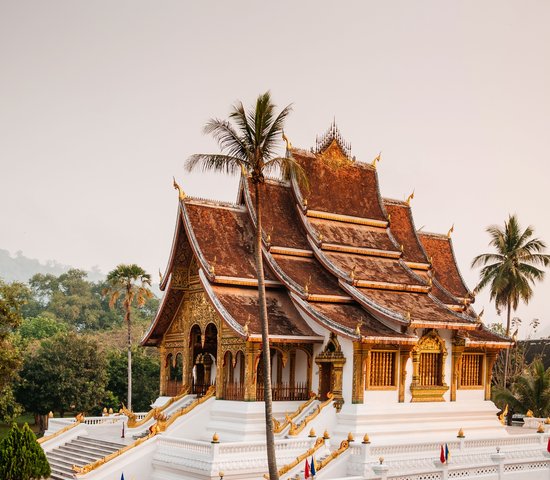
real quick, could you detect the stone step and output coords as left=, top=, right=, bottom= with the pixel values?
left=49, top=464, right=76, bottom=480
left=47, top=453, right=87, bottom=469
left=75, top=435, right=126, bottom=450
left=53, top=446, right=102, bottom=463
left=61, top=441, right=116, bottom=457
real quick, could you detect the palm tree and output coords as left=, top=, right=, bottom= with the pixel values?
left=472, top=214, right=550, bottom=386
left=104, top=264, right=152, bottom=412
left=185, top=92, right=306, bottom=480
left=494, top=359, right=550, bottom=418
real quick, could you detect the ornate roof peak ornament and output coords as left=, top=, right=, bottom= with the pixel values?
left=476, top=307, right=484, bottom=324
left=447, top=223, right=455, bottom=238
left=158, top=269, right=163, bottom=283
left=371, top=152, right=381, bottom=169
left=314, top=119, right=353, bottom=167
left=406, top=189, right=415, bottom=205
left=173, top=177, right=186, bottom=201
left=282, top=130, right=292, bottom=152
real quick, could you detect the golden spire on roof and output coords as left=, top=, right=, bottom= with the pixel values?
left=282, top=130, right=292, bottom=151
left=355, top=321, right=363, bottom=336
left=447, top=223, right=455, bottom=238
left=406, top=189, right=415, bottom=205
left=476, top=308, right=484, bottom=324
left=173, top=177, right=186, bottom=201
left=158, top=269, right=163, bottom=283
left=371, top=152, right=381, bottom=169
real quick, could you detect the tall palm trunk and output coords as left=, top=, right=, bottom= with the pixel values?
left=126, top=286, right=133, bottom=412
left=254, top=181, right=278, bottom=480
left=503, top=302, right=512, bottom=388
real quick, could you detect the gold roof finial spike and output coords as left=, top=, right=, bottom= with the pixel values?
left=405, top=311, right=411, bottom=322
left=371, top=152, right=381, bottom=169
left=243, top=315, right=250, bottom=336
left=447, top=223, right=455, bottom=238
left=282, top=130, right=292, bottom=151
left=406, top=189, right=415, bottom=205
left=159, top=269, right=163, bottom=283
left=355, top=321, right=363, bottom=336
left=173, top=177, right=186, bottom=201
left=350, top=264, right=357, bottom=281
left=476, top=307, right=485, bottom=324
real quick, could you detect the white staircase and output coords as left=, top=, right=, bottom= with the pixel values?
left=47, top=436, right=126, bottom=480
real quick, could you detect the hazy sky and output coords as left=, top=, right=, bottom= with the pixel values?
left=1, top=1, right=549, bottom=337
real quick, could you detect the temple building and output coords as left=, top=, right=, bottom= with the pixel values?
left=142, top=122, right=510, bottom=412
left=46, top=124, right=550, bottom=480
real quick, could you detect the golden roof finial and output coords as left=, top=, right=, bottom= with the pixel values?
left=400, top=244, right=404, bottom=253
left=172, top=176, right=186, bottom=201
left=282, top=130, right=292, bottom=151
left=243, top=315, right=250, bottom=336
left=371, top=152, right=381, bottom=169
left=266, top=233, right=271, bottom=245
left=355, top=321, right=363, bottom=336
left=476, top=307, right=484, bottom=324
left=350, top=264, right=357, bottom=281
left=406, top=189, right=415, bottom=205
left=159, top=269, right=163, bottom=283
left=447, top=223, right=455, bottom=238
left=405, top=311, right=411, bottom=321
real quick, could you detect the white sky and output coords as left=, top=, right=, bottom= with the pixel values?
left=1, top=1, right=549, bottom=337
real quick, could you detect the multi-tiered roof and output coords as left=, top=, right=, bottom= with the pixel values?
left=142, top=124, right=509, bottom=349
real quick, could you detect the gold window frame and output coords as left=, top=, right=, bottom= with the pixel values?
left=366, top=349, right=398, bottom=390
left=458, top=353, right=484, bottom=390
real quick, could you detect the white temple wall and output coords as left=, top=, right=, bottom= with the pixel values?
left=363, top=389, right=398, bottom=404
left=456, top=388, right=485, bottom=402
left=294, top=348, right=308, bottom=384
left=341, top=337, right=354, bottom=404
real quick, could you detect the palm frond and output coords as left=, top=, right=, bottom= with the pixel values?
left=185, top=154, right=244, bottom=175
left=203, top=119, right=249, bottom=160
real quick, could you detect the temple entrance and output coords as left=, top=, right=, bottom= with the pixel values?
left=318, top=363, right=333, bottom=401
left=190, top=323, right=218, bottom=396
left=166, top=353, right=184, bottom=396
left=223, top=350, right=245, bottom=400
left=256, top=347, right=310, bottom=401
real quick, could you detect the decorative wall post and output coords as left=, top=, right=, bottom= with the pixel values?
left=244, top=342, right=259, bottom=401
left=451, top=342, right=465, bottom=402
left=159, top=344, right=167, bottom=395
left=398, top=348, right=412, bottom=403
left=352, top=342, right=368, bottom=404
left=485, top=351, right=499, bottom=401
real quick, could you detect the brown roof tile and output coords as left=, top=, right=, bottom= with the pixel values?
left=185, top=202, right=274, bottom=280
left=212, top=285, right=316, bottom=337
left=356, top=287, right=472, bottom=326
left=248, top=180, right=309, bottom=250
left=384, top=199, right=429, bottom=265
left=293, top=150, right=387, bottom=221
left=310, top=217, right=396, bottom=251
left=418, top=232, right=470, bottom=299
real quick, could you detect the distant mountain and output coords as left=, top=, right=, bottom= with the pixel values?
left=0, top=248, right=105, bottom=283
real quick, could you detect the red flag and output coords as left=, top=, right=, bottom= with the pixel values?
left=547, top=436, right=550, bottom=453
left=304, top=458, right=310, bottom=479
left=440, top=445, right=446, bottom=464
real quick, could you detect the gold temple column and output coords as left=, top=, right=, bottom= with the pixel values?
left=352, top=343, right=369, bottom=404
left=289, top=350, right=296, bottom=390
left=411, top=348, right=420, bottom=386
left=398, top=348, right=412, bottom=403
left=159, top=345, right=167, bottom=395
left=485, top=351, right=498, bottom=400
left=244, top=342, right=260, bottom=401
left=333, top=361, right=345, bottom=411
left=451, top=345, right=464, bottom=402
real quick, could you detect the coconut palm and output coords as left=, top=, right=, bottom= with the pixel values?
left=104, top=264, right=152, bottom=412
left=472, top=214, right=550, bottom=386
left=493, top=360, right=550, bottom=418
left=185, top=92, right=306, bottom=480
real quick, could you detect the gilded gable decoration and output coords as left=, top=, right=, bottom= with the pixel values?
left=313, top=120, right=354, bottom=168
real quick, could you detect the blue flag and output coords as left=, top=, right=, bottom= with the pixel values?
left=445, top=443, right=450, bottom=462
left=310, top=456, right=316, bottom=476
left=121, top=474, right=125, bottom=480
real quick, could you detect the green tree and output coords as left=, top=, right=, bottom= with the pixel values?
left=103, top=264, right=152, bottom=412
left=16, top=332, right=108, bottom=431
left=472, top=214, right=550, bottom=386
left=0, top=280, right=30, bottom=422
left=18, top=313, right=68, bottom=341
left=494, top=359, right=550, bottom=418
left=185, top=92, right=306, bottom=480
left=0, top=423, right=50, bottom=480
left=105, top=348, right=160, bottom=412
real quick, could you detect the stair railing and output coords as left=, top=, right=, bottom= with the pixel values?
left=72, top=385, right=216, bottom=475
left=38, top=413, right=84, bottom=445
left=263, top=437, right=325, bottom=479
left=288, top=393, right=333, bottom=436
left=273, top=392, right=317, bottom=434
left=121, top=385, right=190, bottom=428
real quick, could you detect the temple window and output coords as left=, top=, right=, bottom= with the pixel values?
left=460, top=353, right=484, bottom=387
left=419, top=352, right=443, bottom=386
left=368, top=350, right=397, bottom=388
